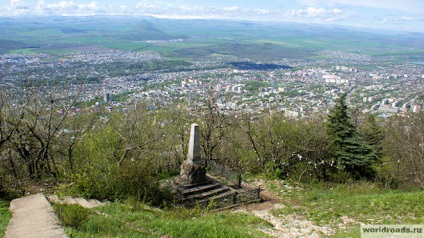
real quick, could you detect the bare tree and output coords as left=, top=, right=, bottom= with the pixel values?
left=3, top=84, right=80, bottom=181
left=382, top=113, right=424, bottom=187
left=56, top=110, right=96, bottom=172
left=200, top=97, right=231, bottom=162
left=240, top=113, right=299, bottom=172
left=99, top=105, right=166, bottom=168
left=159, top=106, right=193, bottom=167
left=0, top=88, right=26, bottom=182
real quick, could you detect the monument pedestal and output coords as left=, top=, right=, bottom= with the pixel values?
left=179, top=160, right=207, bottom=185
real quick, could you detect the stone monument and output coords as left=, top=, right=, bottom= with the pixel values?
left=179, top=123, right=207, bottom=185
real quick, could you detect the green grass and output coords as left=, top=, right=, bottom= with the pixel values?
left=9, top=48, right=38, bottom=54
left=34, top=48, right=83, bottom=55
left=266, top=180, right=423, bottom=237
left=330, top=226, right=360, bottom=238
left=0, top=201, right=11, bottom=237
left=59, top=180, right=423, bottom=238
left=101, top=42, right=151, bottom=51
left=251, top=39, right=300, bottom=48
left=64, top=202, right=272, bottom=238
left=56, top=36, right=112, bottom=44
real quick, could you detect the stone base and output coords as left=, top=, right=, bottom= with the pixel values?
left=179, top=160, right=207, bottom=185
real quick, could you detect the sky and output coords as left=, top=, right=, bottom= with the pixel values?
left=1, top=0, right=423, bottom=32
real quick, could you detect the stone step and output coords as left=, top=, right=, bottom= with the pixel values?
left=62, top=196, right=78, bottom=205
left=185, top=186, right=230, bottom=200
left=47, top=195, right=104, bottom=209
left=47, top=194, right=60, bottom=204
left=88, top=199, right=104, bottom=208
left=181, top=183, right=221, bottom=196
left=73, top=197, right=94, bottom=209
left=191, top=190, right=236, bottom=207
left=179, top=179, right=212, bottom=189
left=47, top=195, right=77, bottom=205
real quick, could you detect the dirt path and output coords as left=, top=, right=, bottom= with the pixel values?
left=5, top=193, right=67, bottom=238
left=235, top=182, right=335, bottom=238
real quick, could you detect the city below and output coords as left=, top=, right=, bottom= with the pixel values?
left=1, top=17, right=424, bottom=119
left=1, top=49, right=423, bottom=118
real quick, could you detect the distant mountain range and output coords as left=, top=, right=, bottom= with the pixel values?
left=121, top=20, right=173, bottom=41
left=1, top=16, right=423, bottom=60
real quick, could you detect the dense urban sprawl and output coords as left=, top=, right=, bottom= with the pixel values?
left=1, top=50, right=423, bottom=117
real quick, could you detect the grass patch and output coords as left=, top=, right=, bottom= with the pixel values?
left=266, top=180, right=423, bottom=237
left=101, top=42, right=151, bottom=51
left=64, top=202, right=272, bottom=238
left=330, top=225, right=360, bottom=238
left=251, top=39, right=299, bottom=48
left=0, top=201, right=11, bottom=237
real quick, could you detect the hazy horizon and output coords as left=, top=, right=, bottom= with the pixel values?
left=0, top=0, right=423, bottom=33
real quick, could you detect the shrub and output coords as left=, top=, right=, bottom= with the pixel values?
left=53, top=203, right=89, bottom=229
left=0, top=182, right=21, bottom=201
left=164, top=204, right=204, bottom=220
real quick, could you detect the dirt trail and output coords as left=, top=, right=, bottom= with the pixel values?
left=235, top=183, right=335, bottom=238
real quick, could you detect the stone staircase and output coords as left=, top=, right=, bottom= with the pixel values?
left=47, top=195, right=107, bottom=209
left=5, top=193, right=107, bottom=238
left=174, top=177, right=236, bottom=207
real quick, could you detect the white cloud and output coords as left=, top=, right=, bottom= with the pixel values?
left=223, top=6, right=239, bottom=11
left=10, top=0, right=18, bottom=5
left=304, top=7, right=325, bottom=17
left=10, top=0, right=25, bottom=6
left=287, top=7, right=345, bottom=20
left=10, top=0, right=30, bottom=10
left=0, top=0, right=421, bottom=32
left=395, top=16, right=414, bottom=21
left=299, top=0, right=424, bottom=14
left=2, top=0, right=31, bottom=15
left=0, top=0, right=100, bottom=16
left=332, top=8, right=342, bottom=14
left=0, top=1, right=350, bottom=24
left=254, top=9, right=270, bottom=15
left=34, top=1, right=99, bottom=16
left=298, top=0, right=331, bottom=6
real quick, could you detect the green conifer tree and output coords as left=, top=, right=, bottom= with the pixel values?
left=327, top=93, right=378, bottom=179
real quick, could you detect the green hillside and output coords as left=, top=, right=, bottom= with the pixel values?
left=2, top=17, right=424, bottom=59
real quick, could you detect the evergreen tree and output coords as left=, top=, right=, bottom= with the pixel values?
left=327, top=93, right=378, bottom=179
